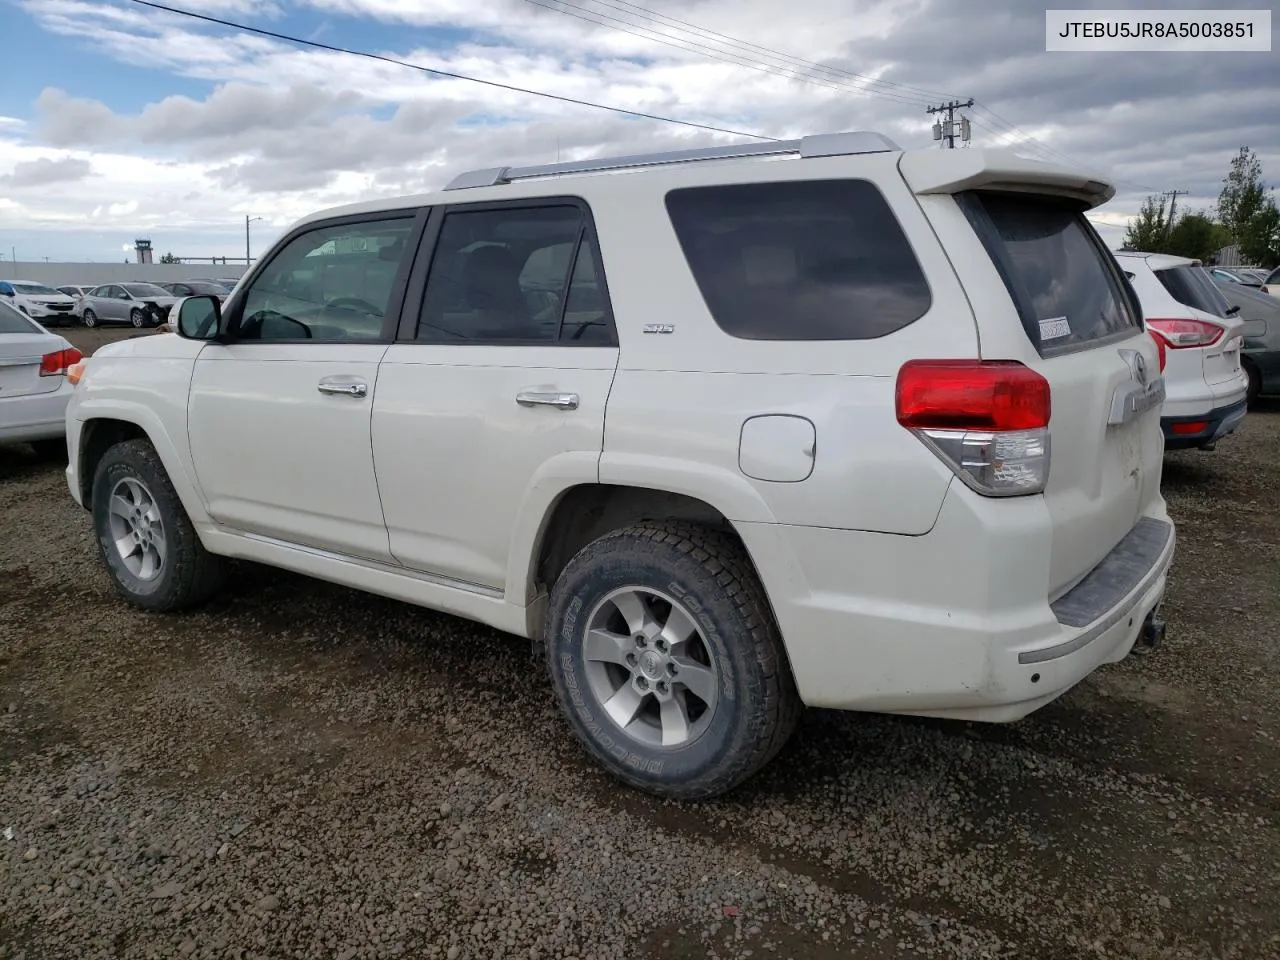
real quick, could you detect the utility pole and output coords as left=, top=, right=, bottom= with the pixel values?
left=1161, top=189, right=1188, bottom=235
left=245, top=215, right=263, bottom=266
left=927, top=98, right=974, bottom=149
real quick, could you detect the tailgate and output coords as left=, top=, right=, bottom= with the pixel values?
left=948, top=190, right=1164, bottom=597
left=0, top=333, right=62, bottom=399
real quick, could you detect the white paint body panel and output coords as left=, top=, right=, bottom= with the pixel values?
left=63, top=144, right=1178, bottom=725
left=372, top=344, right=617, bottom=591
left=187, top=342, right=392, bottom=562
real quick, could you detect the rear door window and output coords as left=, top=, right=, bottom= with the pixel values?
left=1155, top=265, right=1232, bottom=318
left=959, top=191, right=1140, bottom=355
left=664, top=179, right=932, bottom=341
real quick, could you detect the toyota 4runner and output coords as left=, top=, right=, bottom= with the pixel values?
left=63, top=131, right=1175, bottom=799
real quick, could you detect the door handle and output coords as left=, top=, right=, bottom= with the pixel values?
left=318, top=379, right=368, bottom=398
left=516, top=391, right=579, bottom=410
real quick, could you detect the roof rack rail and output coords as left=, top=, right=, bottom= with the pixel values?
left=443, top=130, right=901, bottom=191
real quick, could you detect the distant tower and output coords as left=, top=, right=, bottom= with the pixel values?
left=134, top=239, right=153, bottom=264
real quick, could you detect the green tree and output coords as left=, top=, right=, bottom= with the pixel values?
left=1166, top=213, right=1229, bottom=262
left=1122, top=195, right=1171, bottom=253
left=159, top=251, right=181, bottom=264
left=1217, top=146, right=1280, bottom=266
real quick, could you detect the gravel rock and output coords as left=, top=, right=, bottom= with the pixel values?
left=0, top=335, right=1277, bottom=959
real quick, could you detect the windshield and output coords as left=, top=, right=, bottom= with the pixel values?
left=959, top=191, right=1139, bottom=355
left=122, top=283, right=170, bottom=298
left=1155, top=265, right=1232, bottom=319
left=14, top=282, right=60, bottom=295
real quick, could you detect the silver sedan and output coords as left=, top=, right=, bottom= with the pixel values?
left=78, top=283, right=179, bottom=328
left=0, top=300, right=79, bottom=457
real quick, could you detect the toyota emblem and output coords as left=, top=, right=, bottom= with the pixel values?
left=1133, top=351, right=1148, bottom=385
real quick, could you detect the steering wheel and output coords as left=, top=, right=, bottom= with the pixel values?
left=239, top=310, right=313, bottom=340
left=326, top=297, right=381, bottom=315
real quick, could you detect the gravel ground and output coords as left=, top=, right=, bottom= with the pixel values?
left=2, top=328, right=1278, bottom=959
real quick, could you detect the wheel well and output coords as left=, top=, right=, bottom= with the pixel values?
left=78, top=419, right=147, bottom=506
left=533, top=485, right=734, bottom=598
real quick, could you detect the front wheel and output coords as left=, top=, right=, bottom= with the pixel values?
left=129, top=308, right=145, bottom=328
left=82, top=309, right=97, bottom=328
left=91, top=439, right=226, bottom=611
left=545, top=522, right=801, bottom=800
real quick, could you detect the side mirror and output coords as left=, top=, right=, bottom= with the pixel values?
left=176, top=295, right=222, bottom=341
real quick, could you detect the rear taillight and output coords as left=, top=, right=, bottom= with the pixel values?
left=896, top=360, right=1051, bottom=497
left=1148, top=331, right=1167, bottom=372
left=39, top=347, right=83, bottom=377
left=1146, top=318, right=1224, bottom=349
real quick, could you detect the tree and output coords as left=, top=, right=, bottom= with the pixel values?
left=1166, top=213, right=1229, bottom=262
left=1123, top=195, right=1171, bottom=253
left=159, top=252, right=181, bottom=264
left=1217, top=146, right=1280, bottom=266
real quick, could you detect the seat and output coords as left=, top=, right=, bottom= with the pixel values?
left=461, top=246, right=536, bottom=337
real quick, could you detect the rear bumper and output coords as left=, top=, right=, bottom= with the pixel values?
left=1161, top=398, right=1247, bottom=450
left=0, top=383, right=73, bottom=444
left=737, top=492, right=1174, bottom=723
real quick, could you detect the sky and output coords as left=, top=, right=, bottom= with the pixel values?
left=0, top=0, right=1276, bottom=266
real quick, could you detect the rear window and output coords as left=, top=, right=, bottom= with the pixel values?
left=959, top=191, right=1140, bottom=355
left=0, top=301, right=39, bottom=333
left=1155, top=265, right=1231, bottom=319
left=664, top=179, right=932, bottom=341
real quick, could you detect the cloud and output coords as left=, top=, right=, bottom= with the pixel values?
left=5, top=0, right=1279, bottom=261
left=0, top=155, right=93, bottom=186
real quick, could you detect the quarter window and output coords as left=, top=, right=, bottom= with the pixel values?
left=236, top=217, right=415, bottom=341
left=415, top=204, right=614, bottom=344
left=664, top=179, right=932, bottom=341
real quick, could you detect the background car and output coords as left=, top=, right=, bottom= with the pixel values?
left=1117, top=251, right=1249, bottom=450
left=78, top=283, right=179, bottom=328
left=57, top=284, right=96, bottom=300
left=0, top=280, right=78, bottom=326
left=1261, top=266, right=1280, bottom=299
left=156, top=280, right=232, bottom=303
left=0, top=299, right=80, bottom=458
left=1213, top=275, right=1280, bottom=404
left=1210, top=267, right=1267, bottom=287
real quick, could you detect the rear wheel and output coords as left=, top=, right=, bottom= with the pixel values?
left=1244, top=361, right=1262, bottom=407
left=91, top=439, right=226, bottom=611
left=82, top=309, right=97, bottom=328
left=129, top=308, right=145, bottom=328
left=545, top=521, right=801, bottom=799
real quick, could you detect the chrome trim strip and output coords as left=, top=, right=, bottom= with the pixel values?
left=239, top=533, right=504, bottom=599
left=1018, top=530, right=1174, bottom=665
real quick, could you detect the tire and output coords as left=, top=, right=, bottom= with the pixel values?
left=545, top=521, right=801, bottom=800
left=29, top=437, right=68, bottom=462
left=82, top=309, right=97, bottom=328
left=129, top=308, right=145, bottom=328
left=1244, top=361, right=1262, bottom=407
left=91, top=438, right=226, bottom=612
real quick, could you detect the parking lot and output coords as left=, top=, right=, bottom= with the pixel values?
left=1, top=327, right=1277, bottom=960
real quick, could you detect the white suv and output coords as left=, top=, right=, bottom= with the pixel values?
left=62, top=133, right=1174, bottom=798
left=1116, top=252, right=1248, bottom=450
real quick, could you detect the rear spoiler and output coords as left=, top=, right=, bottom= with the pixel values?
left=899, top=148, right=1116, bottom=208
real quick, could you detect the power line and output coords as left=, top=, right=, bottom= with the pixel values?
left=127, top=0, right=777, bottom=141
left=519, top=0, right=926, bottom=105
left=522, top=0, right=954, bottom=107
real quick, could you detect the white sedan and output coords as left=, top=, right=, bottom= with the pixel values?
left=0, top=300, right=80, bottom=458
